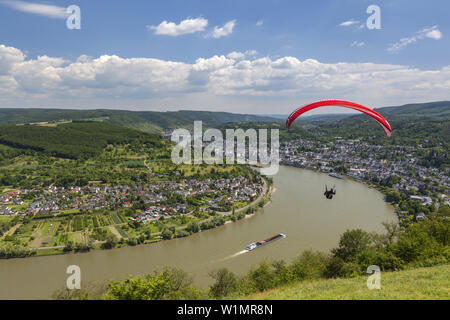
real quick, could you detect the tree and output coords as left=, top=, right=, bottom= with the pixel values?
left=161, top=229, right=173, bottom=240
left=186, top=222, right=199, bottom=234
left=331, top=229, right=372, bottom=262
left=382, top=221, right=401, bottom=245
left=247, top=261, right=276, bottom=292
left=209, top=268, right=238, bottom=298
left=63, top=240, right=74, bottom=252
left=323, top=256, right=360, bottom=278
left=101, top=234, right=117, bottom=249
left=289, top=250, right=327, bottom=280
left=104, top=267, right=201, bottom=300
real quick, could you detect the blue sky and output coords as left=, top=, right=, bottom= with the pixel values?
left=0, top=0, right=449, bottom=113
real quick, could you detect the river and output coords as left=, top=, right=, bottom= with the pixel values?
left=0, top=166, right=396, bottom=299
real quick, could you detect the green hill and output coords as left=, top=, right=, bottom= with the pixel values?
left=245, top=264, right=450, bottom=300
left=0, top=121, right=165, bottom=159
left=0, top=109, right=277, bottom=134
left=290, top=101, right=450, bottom=148
left=260, top=101, right=450, bottom=122
left=0, top=101, right=448, bottom=149
left=377, top=101, right=450, bottom=118
left=318, top=115, right=449, bottom=147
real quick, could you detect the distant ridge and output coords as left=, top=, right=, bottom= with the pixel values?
left=263, top=101, right=450, bottom=121
left=0, top=101, right=448, bottom=133
left=267, top=113, right=355, bottom=122
left=0, top=109, right=278, bottom=134
left=376, top=101, right=450, bottom=118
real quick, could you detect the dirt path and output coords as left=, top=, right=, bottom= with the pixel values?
left=36, top=245, right=64, bottom=250
left=0, top=223, right=22, bottom=240
left=109, top=225, right=123, bottom=240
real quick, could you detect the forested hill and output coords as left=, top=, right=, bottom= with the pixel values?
left=0, top=101, right=448, bottom=134
left=255, top=101, right=450, bottom=122
left=320, top=101, right=450, bottom=146
left=0, top=121, right=167, bottom=160
left=0, top=109, right=277, bottom=133
left=376, top=101, right=450, bottom=118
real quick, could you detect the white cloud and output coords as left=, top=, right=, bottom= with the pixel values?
left=148, top=17, right=208, bottom=36
left=350, top=41, right=365, bottom=48
left=426, top=29, right=442, bottom=40
left=245, top=50, right=257, bottom=56
left=256, top=20, right=263, bottom=27
left=387, top=26, right=443, bottom=53
left=227, top=52, right=245, bottom=60
left=226, top=50, right=258, bottom=60
left=339, top=19, right=360, bottom=27
left=1, top=44, right=449, bottom=111
left=0, top=44, right=25, bottom=75
left=207, top=20, right=236, bottom=39
left=0, top=0, right=68, bottom=19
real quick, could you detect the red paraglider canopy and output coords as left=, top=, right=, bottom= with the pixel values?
left=286, top=100, right=392, bottom=136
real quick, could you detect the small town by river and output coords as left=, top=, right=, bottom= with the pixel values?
left=0, top=165, right=396, bottom=299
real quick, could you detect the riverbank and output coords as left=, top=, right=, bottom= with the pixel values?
left=0, top=165, right=396, bottom=299
left=52, top=212, right=448, bottom=300
left=3, top=177, right=275, bottom=260
left=224, top=184, right=276, bottom=225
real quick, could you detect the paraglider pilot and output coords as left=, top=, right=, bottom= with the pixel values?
left=324, top=185, right=336, bottom=199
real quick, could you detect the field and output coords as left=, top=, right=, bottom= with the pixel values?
left=144, top=160, right=247, bottom=179
left=244, top=264, right=450, bottom=300
left=1, top=211, right=133, bottom=248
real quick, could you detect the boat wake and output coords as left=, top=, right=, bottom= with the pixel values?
left=215, top=250, right=248, bottom=263
left=228, top=250, right=248, bottom=258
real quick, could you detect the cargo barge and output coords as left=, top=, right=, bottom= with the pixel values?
left=245, top=233, right=286, bottom=251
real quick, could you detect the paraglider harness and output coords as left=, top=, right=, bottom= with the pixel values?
left=324, top=185, right=336, bottom=199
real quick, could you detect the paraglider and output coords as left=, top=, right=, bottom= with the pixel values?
left=324, top=185, right=336, bottom=200
left=285, top=100, right=392, bottom=137
left=286, top=100, right=392, bottom=200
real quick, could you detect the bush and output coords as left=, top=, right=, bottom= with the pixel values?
left=289, top=250, right=328, bottom=280
left=63, top=241, right=74, bottom=252
left=200, top=220, right=215, bottom=230
left=209, top=268, right=238, bottom=298
left=323, top=257, right=360, bottom=278
left=0, top=244, right=36, bottom=259
left=175, top=230, right=190, bottom=238
left=390, top=222, right=445, bottom=264
left=186, top=222, right=200, bottom=234
left=212, top=216, right=225, bottom=226
left=161, top=229, right=173, bottom=240
left=74, top=242, right=91, bottom=252
left=126, top=237, right=138, bottom=246
left=101, top=234, right=117, bottom=249
left=104, top=267, right=203, bottom=300
left=331, top=229, right=372, bottom=262
left=247, top=261, right=277, bottom=292
left=356, top=247, right=403, bottom=272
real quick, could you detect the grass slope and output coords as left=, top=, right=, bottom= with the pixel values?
left=245, top=264, right=450, bottom=300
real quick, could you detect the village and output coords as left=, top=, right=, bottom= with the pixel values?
left=280, top=138, right=450, bottom=211
left=0, top=176, right=264, bottom=222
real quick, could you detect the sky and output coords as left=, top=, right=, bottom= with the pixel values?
left=0, top=0, right=449, bottom=114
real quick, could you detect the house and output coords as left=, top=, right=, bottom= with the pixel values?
left=416, top=212, right=426, bottom=221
